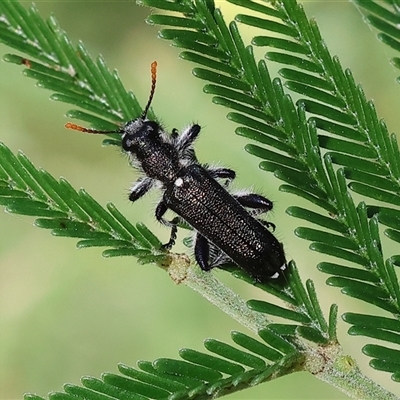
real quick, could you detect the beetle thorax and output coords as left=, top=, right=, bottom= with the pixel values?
left=122, top=119, right=180, bottom=183
left=141, top=145, right=180, bottom=182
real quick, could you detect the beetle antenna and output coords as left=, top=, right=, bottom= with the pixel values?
left=141, top=61, right=157, bottom=120
left=64, top=122, right=122, bottom=134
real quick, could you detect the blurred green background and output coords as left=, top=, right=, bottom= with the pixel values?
left=0, top=1, right=399, bottom=399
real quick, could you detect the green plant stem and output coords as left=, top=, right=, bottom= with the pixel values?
left=166, top=253, right=269, bottom=332
left=166, top=255, right=398, bottom=400
left=318, top=353, right=399, bottom=400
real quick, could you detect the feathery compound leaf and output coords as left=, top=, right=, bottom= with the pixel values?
left=0, top=142, right=166, bottom=266
left=22, top=335, right=304, bottom=400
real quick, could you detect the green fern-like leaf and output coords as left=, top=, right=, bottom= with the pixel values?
left=0, top=141, right=168, bottom=265
left=1, top=0, right=400, bottom=398
left=21, top=332, right=298, bottom=400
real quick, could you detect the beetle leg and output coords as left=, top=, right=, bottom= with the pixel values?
left=259, top=219, right=276, bottom=232
left=234, top=193, right=273, bottom=216
left=208, top=243, right=232, bottom=268
left=129, top=177, right=154, bottom=202
left=177, top=124, right=201, bottom=152
left=171, top=128, right=179, bottom=139
left=207, top=167, right=236, bottom=187
left=234, top=193, right=276, bottom=230
left=155, top=200, right=178, bottom=249
left=175, top=125, right=201, bottom=164
left=194, top=233, right=211, bottom=271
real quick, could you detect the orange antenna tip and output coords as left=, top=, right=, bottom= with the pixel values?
left=65, top=122, right=87, bottom=132
left=65, top=122, right=121, bottom=134
left=141, top=61, right=158, bottom=120
left=151, top=61, right=157, bottom=79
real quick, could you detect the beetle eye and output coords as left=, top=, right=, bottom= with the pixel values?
left=145, top=120, right=159, bottom=132
left=122, top=136, right=136, bottom=151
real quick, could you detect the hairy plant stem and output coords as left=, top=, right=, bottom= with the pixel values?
left=166, top=255, right=398, bottom=400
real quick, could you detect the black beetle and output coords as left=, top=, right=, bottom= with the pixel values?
left=66, top=62, right=287, bottom=284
